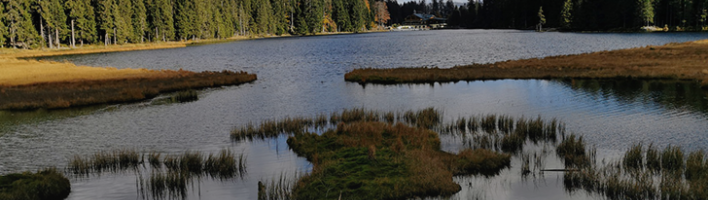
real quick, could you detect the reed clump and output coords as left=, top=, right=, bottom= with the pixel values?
left=0, top=168, right=71, bottom=200
left=257, top=172, right=300, bottom=200
left=231, top=108, right=442, bottom=142
left=556, top=134, right=591, bottom=168
left=286, top=121, right=510, bottom=200
left=169, top=90, right=198, bottom=103
left=443, top=114, right=563, bottom=153
left=68, top=149, right=141, bottom=175
left=564, top=142, right=708, bottom=200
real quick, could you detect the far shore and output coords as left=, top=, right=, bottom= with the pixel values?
left=345, top=39, right=708, bottom=89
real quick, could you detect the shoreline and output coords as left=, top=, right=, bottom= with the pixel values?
left=345, top=40, right=708, bottom=89
left=0, top=30, right=389, bottom=59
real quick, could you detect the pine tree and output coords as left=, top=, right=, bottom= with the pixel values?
left=5, top=0, right=40, bottom=48
left=132, top=0, right=147, bottom=42
left=537, top=6, right=545, bottom=31
left=333, top=0, right=350, bottom=31
left=0, top=3, right=6, bottom=48
left=97, top=0, right=115, bottom=45
left=65, top=0, right=83, bottom=48
left=148, top=0, right=175, bottom=41
left=560, top=0, right=572, bottom=30
left=41, top=0, right=67, bottom=48
left=116, top=0, right=135, bottom=43
left=350, top=0, right=367, bottom=32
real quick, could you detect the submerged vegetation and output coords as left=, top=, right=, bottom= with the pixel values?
left=0, top=70, right=256, bottom=110
left=345, top=40, right=708, bottom=89
left=0, top=168, right=70, bottom=200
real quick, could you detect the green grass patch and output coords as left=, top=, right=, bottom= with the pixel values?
left=0, top=168, right=70, bottom=200
left=286, top=122, right=510, bottom=200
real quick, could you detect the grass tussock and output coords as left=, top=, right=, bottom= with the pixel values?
left=231, top=108, right=442, bottom=142
left=169, top=90, right=198, bottom=103
left=443, top=115, right=564, bottom=153
left=258, top=172, right=300, bottom=200
left=68, top=149, right=141, bottom=175
left=345, top=41, right=708, bottom=87
left=564, top=142, right=708, bottom=200
left=0, top=70, right=257, bottom=110
left=0, top=168, right=71, bottom=200
left=286, top=121, right=510, bottom=200
left=556, top=134, right=592, bottom=168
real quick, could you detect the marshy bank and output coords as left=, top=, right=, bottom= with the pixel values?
left=0, top=168, right=71, bottom=200
left=0, top=69, right=256, bottom=110
left=345, top=40, right=708, bottom=89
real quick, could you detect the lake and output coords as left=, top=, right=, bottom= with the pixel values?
left=2, top=30, right=708, bottom=199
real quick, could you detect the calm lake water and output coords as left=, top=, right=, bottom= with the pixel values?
left=2, top=30, right=708, bottom=199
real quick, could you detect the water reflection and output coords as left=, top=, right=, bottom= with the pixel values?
left=2, top=30, right=708, bottom=200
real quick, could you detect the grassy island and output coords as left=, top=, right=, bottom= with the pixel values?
left=0, top=168, right=70, bottom=200
left=286, top=121, right=510, bottom=200
left=345, top=40, right=708, bottom=89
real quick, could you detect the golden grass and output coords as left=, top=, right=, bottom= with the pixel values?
left=345, top=40, right=708, bottom=89
left=0, top=58, right=166, bottom=87
left=0, top=42, right=188, bottom=59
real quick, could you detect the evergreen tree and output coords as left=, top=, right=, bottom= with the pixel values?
left=97, top=0, right=115, bottom=45
left=560, top=0, right=572, bottom=30
left=537, top=6, right=545, bottom=31
left=41, top=0, right=67, bottom=48
left=0, top=3, right=6, bottom=48
left=5, top=0, right=40, bottom=48
left=333, top=0, right=350, bottom=31
left=75, top=0, right=96, bottom=45
left=638, top=0, right=655, bottom=26
left=350, top=0, right=368, bottom=32
left=148, top=0, right=174, bottom=41
left=132, top=0, right=147, bottom=42
left=116, top=0, right=135, bottom=43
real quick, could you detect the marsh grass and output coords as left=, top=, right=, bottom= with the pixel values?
left=564, top=142, right=708, bottom=200
left=442, top=115, right=564, bottom=153
left=344, top=41, right=708, bottom=87
left=1, top=70, right=257, bottom=110
left=169, top=90, right=198, bottom=103
left=0, top=168, right=71, bottom=200
left=556, top=134, right=591, bottom=168
left=285, top=121, right=510, bottom=199
left=68, top=149, right=142, bottom=175
left=231, top=108, right=442, bottom=142
left=258, top=172, right=300, bottom=200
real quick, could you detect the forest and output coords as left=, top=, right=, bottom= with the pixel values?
left=386, top=0, right=708, bottom=31
left=0, top=0, right=384, bottom=49
left=2, top=0, right=707, bottom=49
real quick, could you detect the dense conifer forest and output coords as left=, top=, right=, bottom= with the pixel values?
left=1, top=0, right=706, bottom=49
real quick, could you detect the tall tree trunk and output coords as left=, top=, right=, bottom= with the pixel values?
left=105, top=33, right=108, bottom=46
left=48, top=28, right=54, bottom=49
left=155, top=27, right=159, bottom=42
left=40, top=19, right=46, bottom=48
left=55, top=28, right=60, bottom=48
left=113, top=28, right=117, bottom=45
left=71, top=19, right=75, bottom=48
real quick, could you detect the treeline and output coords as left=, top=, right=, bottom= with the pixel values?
left=386, top=0, right=708, bottom=31
left=0, top=0, right=386, bottom=49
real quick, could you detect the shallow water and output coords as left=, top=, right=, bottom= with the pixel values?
left=3, top=30, right=708, bottom=199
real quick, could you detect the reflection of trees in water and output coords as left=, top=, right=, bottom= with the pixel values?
left=557, top=79, right=708, bottom=115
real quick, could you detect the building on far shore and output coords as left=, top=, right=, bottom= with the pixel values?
left=397, top=11, right=447, bottom=30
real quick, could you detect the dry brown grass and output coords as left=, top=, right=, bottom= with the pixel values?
left=345, top=40, right=708, bottom=89
left=0, top=42, right=188, bottom=59
left=0, top=69, right=256, bottom=110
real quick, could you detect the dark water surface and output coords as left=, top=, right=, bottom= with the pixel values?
left=2, top=30, right=708, bottom=199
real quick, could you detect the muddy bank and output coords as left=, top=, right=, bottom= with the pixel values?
left=345, top=40, right=708, bottom=88
left=0, top=70, right=256, bottom=110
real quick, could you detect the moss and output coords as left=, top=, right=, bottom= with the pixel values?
left=0, top=168, right=71, bottom=200
left=286, top=122, right=510, bottom=200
